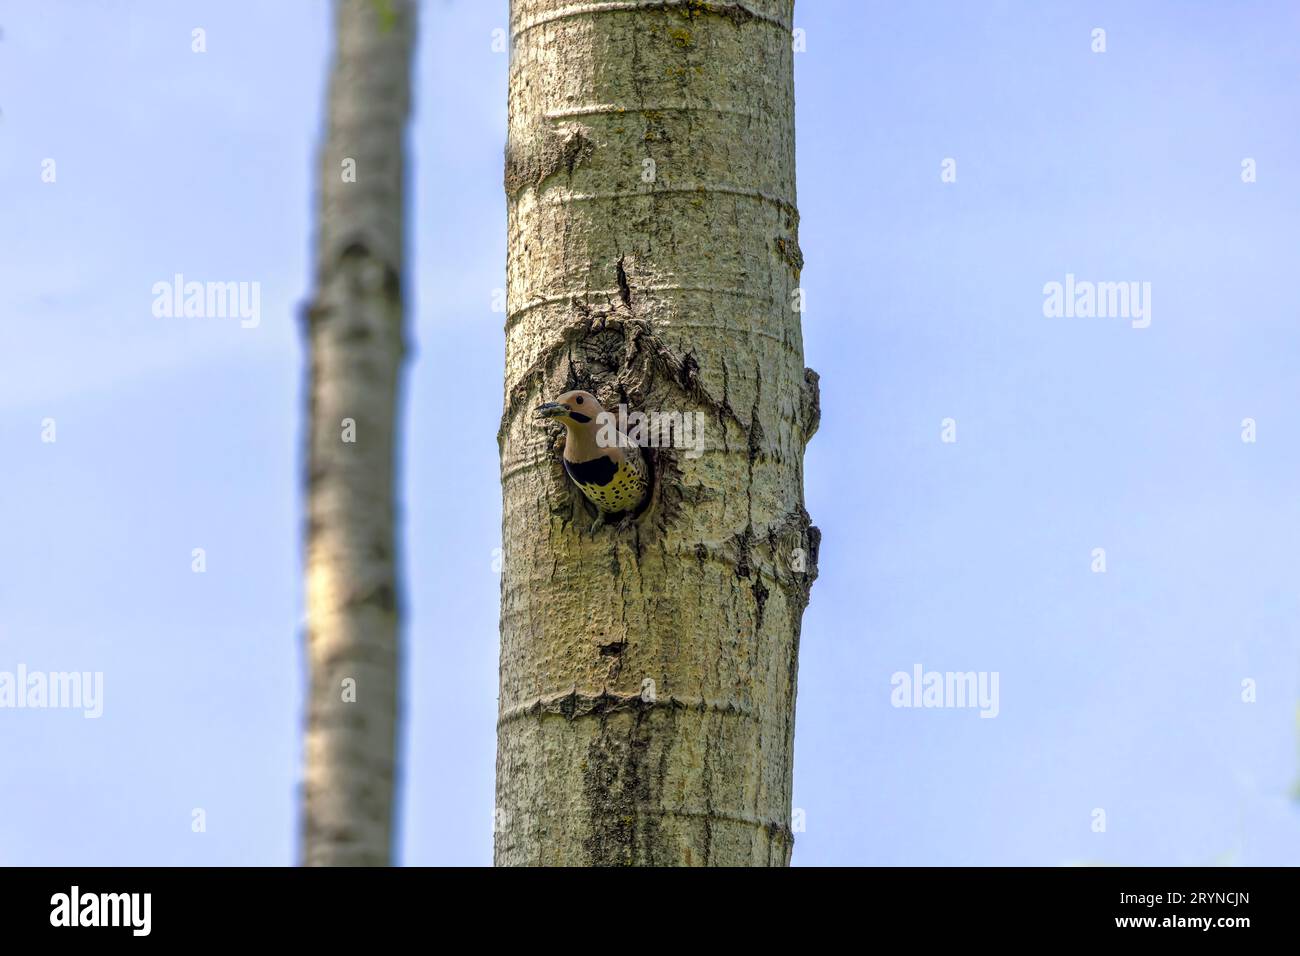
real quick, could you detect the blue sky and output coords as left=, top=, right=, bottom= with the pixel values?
left=1, top=0, right=1297, bottom=865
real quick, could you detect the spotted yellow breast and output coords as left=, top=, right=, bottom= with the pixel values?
left=564, top=448, right=648, bottom=514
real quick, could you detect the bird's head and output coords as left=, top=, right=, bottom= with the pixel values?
left=535, top=390, right=604, bottom=429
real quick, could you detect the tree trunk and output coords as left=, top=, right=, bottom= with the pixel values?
left=300, top=0, right=414, bottom=867
left=497, top=0, right=819, bottom=866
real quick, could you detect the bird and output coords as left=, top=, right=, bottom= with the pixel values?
left=536, top=389, right=649, bottom=531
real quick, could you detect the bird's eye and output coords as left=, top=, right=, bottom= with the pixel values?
left=575, top=396, right=584, bottom=404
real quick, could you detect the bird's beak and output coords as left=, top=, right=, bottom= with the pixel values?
left=535, top=402, right=566, bottom=419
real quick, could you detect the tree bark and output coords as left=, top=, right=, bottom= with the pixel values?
left=497, top=0, right=819, bottom=866
left=300, top=0, right=414, bottom=867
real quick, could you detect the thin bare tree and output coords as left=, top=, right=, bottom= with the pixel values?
left=300, top=0, right=415, bottom=866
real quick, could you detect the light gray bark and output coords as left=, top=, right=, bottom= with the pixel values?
left=300, top=0, right=414, bottom=867
left=497, top=0, right=819, bottom=866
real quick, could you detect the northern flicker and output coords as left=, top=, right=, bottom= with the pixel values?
left=536, top=390, right=649, bottom=531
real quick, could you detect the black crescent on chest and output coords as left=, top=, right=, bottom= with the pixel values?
left=564, top=455, right=618, bottom=487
